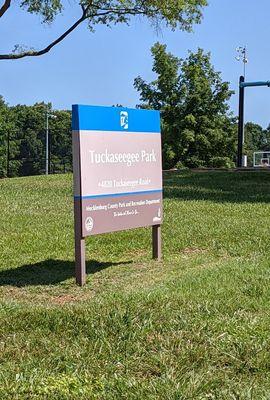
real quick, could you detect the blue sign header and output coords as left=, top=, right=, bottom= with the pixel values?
left=72, top=105, right=160, bottom=133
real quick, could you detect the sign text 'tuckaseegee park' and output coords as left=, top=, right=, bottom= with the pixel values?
left=72, top=105, right=163, bottom=285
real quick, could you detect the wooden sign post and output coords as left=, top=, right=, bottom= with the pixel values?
left=72, top=105, right=163, bottom=286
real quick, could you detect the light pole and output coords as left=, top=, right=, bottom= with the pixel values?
left=237, top=76, right=245, bottom=167
left=45, top=105, right=57, bottom=175
left=7, top=130, right=10, bottom=178
left=236, top=47, right=248, bottom=167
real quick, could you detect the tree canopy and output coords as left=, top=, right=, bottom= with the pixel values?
left=244, top=122, right=270, bottom=165
left=0, top=100, right=72, bottom=178
left=0, top=0, right=207, bottom=60
left=134, top=43, right=237, bottom=169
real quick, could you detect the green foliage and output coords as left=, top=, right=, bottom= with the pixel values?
left=245, top=122, right=267, bottom=151
left=244, top=122, right=270, bottom=166
left=49, top=110, right=73, bottom=174
left=209, top=156, right=235, bottom=169
left=0, top=97, right=8, bottom=177
left=20, top=0, right=207, bottom=29
left=1, top=171, right=270, bottom=398
left=21, top=0, right=63, bottom=23
left=0, top=99, right=72, bottom=178
left=1, top=0, right=208, bottom=59
left=0, top=97, right=19, bottom=177
left=134, top=44, right=237, bottom=169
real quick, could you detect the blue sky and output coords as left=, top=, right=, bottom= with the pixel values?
left=1, top=0, right=270, bottom=127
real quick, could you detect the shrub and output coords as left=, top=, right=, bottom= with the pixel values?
left=209, top=156, right=235, bottom=169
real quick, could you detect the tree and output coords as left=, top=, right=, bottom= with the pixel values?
left=0, top=0, right=207, bottom=60
left=49, top=110, right=72, bottom=174
left=243, top=122, right=270, bottom=166
left=6, top=103, right=46, bottom=176
left=134, top=43, right=237, bottom=169
left=244, top=122, right=270, bottom=166
left=0, top=97, right=20, bottom=177
left=264, top=124, right=270, bottom=150
left=0, top=100, right=72, bottom=177
left=244, top=122, right=267, bottom=152
left=244, top=122, right=267, bottom=165
left=0, top=96, right=9, bottom=176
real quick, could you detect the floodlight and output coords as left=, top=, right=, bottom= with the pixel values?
left=235, top=45, right=248, bottom=78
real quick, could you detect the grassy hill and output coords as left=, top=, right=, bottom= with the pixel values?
left=1, top=170, right=270, bottom=399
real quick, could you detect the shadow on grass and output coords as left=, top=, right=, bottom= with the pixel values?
left=163, top=170, right=270, bottom=203
left=0, top=259, right=132, bottom=287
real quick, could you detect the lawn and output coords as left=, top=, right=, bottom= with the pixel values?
left=0, top=170, right=270, bottom=399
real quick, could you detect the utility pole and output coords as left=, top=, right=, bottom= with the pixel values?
left=236, top=47, right=248, bottom=167
left=237, top=76, right=245, bottom=167
left=6, top=130, right=10, bottom=177
left=45, top=107, right=49, bottom=175
left=45, top=104, right=57, bottom=175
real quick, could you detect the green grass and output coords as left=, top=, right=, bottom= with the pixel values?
left=1, top=170, right=270, bottom=399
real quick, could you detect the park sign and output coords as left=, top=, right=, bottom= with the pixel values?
left=72, top=105, right=163, bottom=285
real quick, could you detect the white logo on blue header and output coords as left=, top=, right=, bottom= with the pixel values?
left=120, top=111, right=129, bottom=130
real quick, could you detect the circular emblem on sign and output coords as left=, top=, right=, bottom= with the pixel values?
left=85, top=217, right=94, bottom=232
